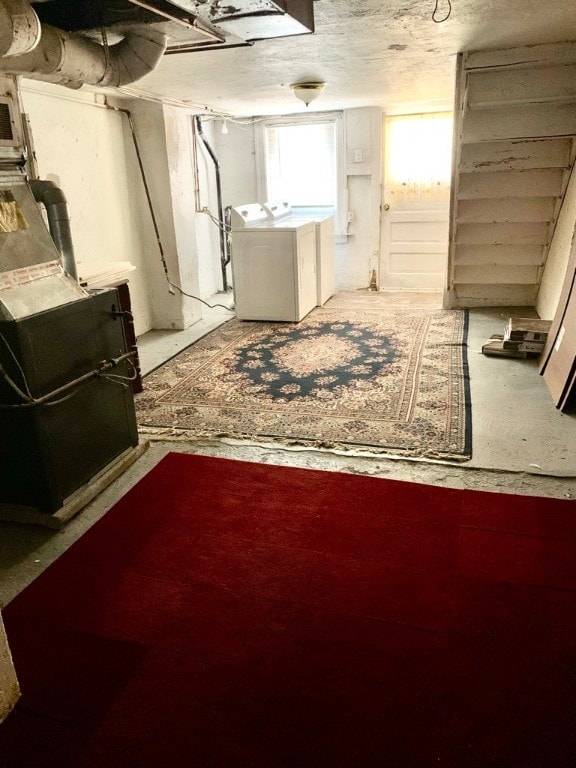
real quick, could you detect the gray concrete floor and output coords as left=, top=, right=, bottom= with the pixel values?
left=468, top=307, right=576, bottom=474
left=1, top=291, right=575, bottom=608
left=137, top=291, right=234, bottom=375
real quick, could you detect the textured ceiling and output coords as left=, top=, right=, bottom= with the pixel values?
left=121, top=0, right=576, bottom=116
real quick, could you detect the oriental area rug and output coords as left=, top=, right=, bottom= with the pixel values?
left=2, top=453, right=576, bottom=768
left=136, top=305, right=472, bottom=460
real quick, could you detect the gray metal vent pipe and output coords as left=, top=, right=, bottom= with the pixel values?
left=0, top=2, right=167, bottom=89
left=0, top=0, right=40, bottom=58
left=30, top=179, right=77, bottom=282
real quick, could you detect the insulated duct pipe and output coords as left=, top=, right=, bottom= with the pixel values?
left=0, top=6, right=167, bottom=89
left=0, top=0, right=40, bottom=58
left=30, top=179, right=77, bottom=282
left=194, top=116, right=229, bottom=293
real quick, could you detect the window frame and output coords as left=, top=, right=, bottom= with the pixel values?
left=255, top=111, right=347, bottom=237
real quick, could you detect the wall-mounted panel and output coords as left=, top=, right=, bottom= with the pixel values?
left=390, top=221, right=449, bottom=243
left=389, top=251, right=446, bottom=274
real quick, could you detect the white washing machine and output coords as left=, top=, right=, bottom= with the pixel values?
left=230, top=203, right=317, bottom=322
left=262, top=201, right=336, bottom=306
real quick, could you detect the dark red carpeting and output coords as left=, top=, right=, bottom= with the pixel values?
left=2, top=453, right=576, bottom=768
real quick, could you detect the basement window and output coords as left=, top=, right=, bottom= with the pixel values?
left=385, top=112, right=453, bottom=203
left=256, top=113, right=345, bottom=234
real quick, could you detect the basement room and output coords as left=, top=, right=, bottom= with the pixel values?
left=1, top=1, right=576, bottom=766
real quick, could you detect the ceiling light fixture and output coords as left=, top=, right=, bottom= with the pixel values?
left=290, top=82, right=325, bottom=108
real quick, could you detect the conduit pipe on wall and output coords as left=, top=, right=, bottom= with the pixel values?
left=0, top=2, right=167, bottom=89
left=0, top=0, right=40, bottom=58
left=104, top=100, right=174, bottom=295
left=30, top=179, right=78, bottom=282
left=194, top=116, right=230, bottom=293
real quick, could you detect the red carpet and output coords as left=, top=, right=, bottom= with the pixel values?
left=1, top=452, right=576, bottom=768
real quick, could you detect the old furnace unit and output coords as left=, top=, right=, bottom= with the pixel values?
left=0, top=77, right=138, bottom=519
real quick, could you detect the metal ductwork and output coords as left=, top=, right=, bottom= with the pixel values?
left=28, top=0, right=315, bottom=56
left=0, top=0, right=40, bottom=57
left=29, top=179, right=77, bottom=282
left=0, top=0, right=167, bottom=89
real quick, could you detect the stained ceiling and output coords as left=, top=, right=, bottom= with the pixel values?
left=61, top=1, right=576, bottom=116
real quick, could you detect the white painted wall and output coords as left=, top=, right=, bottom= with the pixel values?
left=20, top=82, right=156, bottom=335
left=106, top=96, right=201, bottom=331
left=162, top=104, right=202, bottom=328
left=537, top=165, right=576, bottom=320
left=216, top=121, right=258, bottom=207
left=336, top=174, right=373, bottom=288
left=0, top=611, right=19, bottom=723
left=339, top=108, right=382, bottom=290
left=20, top=80, right=208, bottom=334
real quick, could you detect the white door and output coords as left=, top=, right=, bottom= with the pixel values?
left=380, top=113, right=453, bottom=291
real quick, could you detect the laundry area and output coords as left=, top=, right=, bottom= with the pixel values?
left=1, top=1, right=576, bottom=765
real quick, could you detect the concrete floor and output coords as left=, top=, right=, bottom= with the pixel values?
left=137, top=291, right=234, bottom=374
left=1, top=291, right=575, bottom=608
left=468, top=307, right=576, bottom=473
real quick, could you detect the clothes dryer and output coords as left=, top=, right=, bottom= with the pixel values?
left=262, top=201, right=335, bottom=306
left=230, top=204, right=317, bottom=322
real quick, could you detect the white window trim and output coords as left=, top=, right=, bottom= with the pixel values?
left=255, top=112, right=347, bottom=238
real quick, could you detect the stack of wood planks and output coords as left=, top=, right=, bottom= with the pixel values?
left=482, top=318, right=552, bottom=358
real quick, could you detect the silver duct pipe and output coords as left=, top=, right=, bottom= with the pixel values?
left=29, top=180, right=77, bottom=282
left=0, top=2, right=167, bottom=89
left=0, top=0, right=40, bottom=57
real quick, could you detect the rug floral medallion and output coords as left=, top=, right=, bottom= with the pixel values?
left=136, top=306, right=471, bottom=460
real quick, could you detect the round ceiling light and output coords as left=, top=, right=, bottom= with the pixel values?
left=290, top=82, right=326, bottom=107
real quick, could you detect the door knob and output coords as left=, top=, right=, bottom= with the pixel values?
left=382, top=203, right=390, bottom=211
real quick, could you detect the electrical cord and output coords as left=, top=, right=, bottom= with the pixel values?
left=0, top=363, right=32, bottom=403
left=168, top=281, right=235, bottom=311
left=0, top=333, right=137, bottom=408
left=42, top=387, right=83, bottom=408
left=203, top=209, right=231, bottom=235
left=102, top=359, right=139, bottom=383
left=0, top=331, right=33, bottom=399
left=432, top=0, right=452, bottom=22
left=0, top=363, right=85, bottom=408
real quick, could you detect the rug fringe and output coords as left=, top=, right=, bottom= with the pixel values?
left=138, top=428, right=472, bottom=463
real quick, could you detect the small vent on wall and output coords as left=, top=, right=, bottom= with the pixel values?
left=0, top=103, right=14, bottom=142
